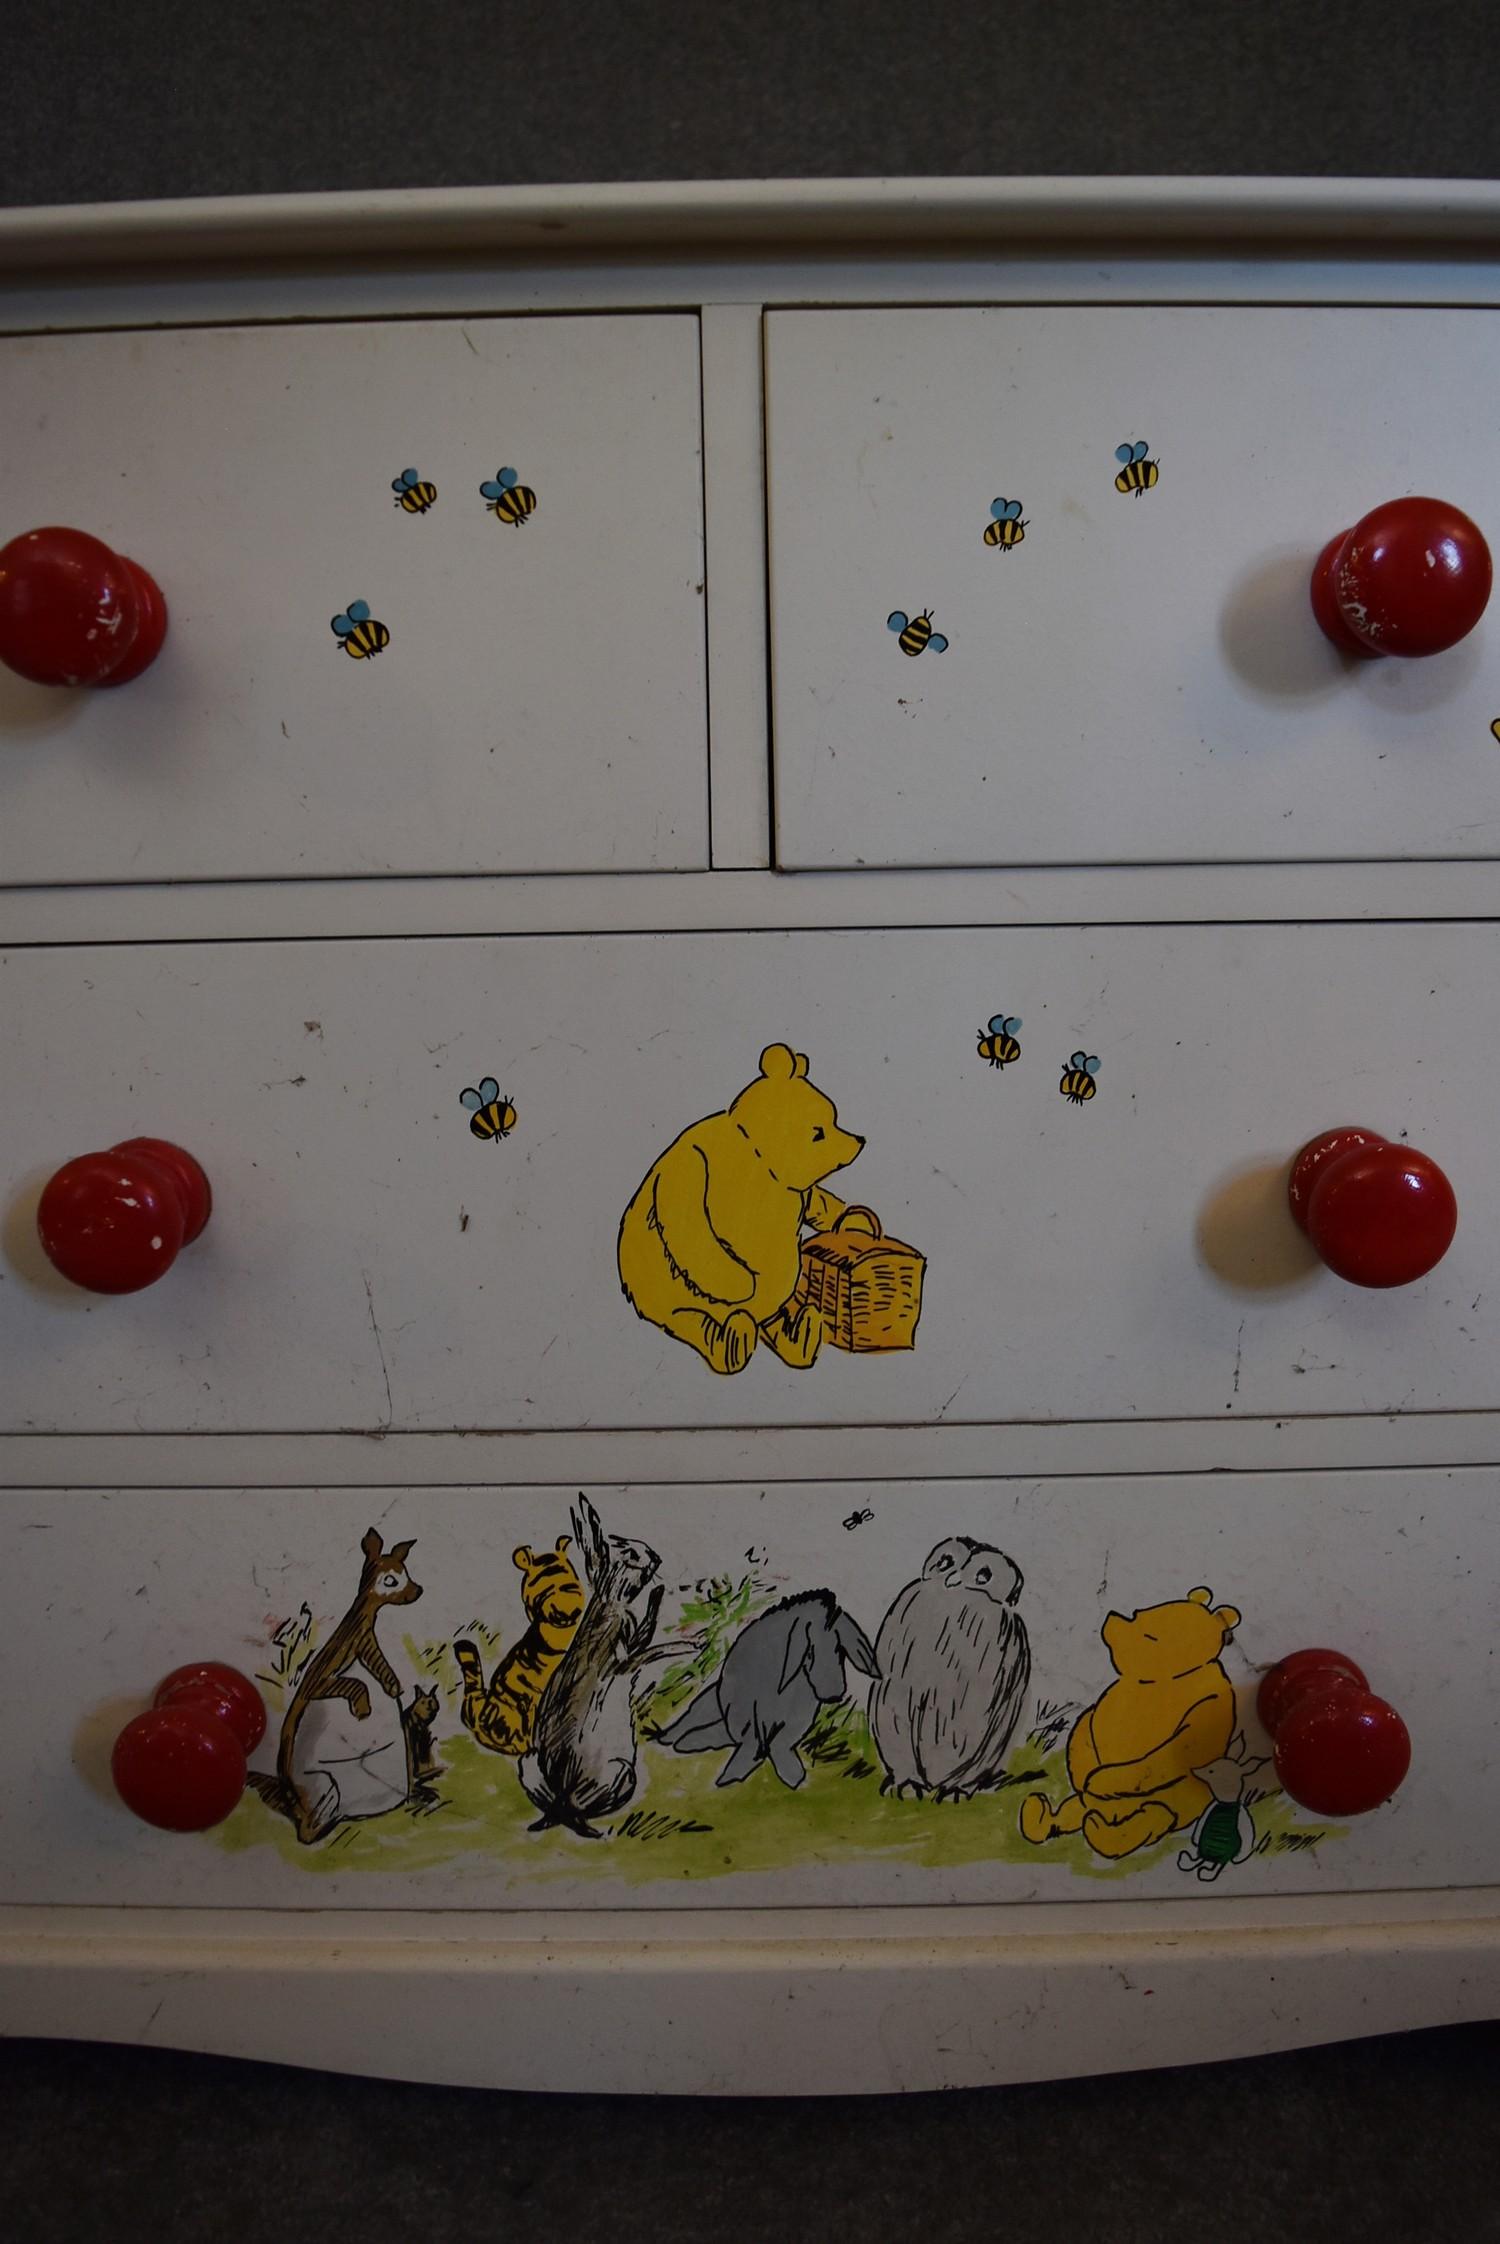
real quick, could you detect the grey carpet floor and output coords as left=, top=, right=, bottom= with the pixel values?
left=4, top=2023, right=1500, bottom=2243
left=2, top=3, right=1499, bottom=2236
left=3, top=0, right=1500, bottom=202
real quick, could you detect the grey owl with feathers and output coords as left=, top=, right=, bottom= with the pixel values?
left=868, top=1537, right=1031, bottom=1800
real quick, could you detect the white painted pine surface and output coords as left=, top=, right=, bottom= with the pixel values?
left=4, top=1474, right=1494, bottom=1908
left=0, top=317, right=707, bottom=881
left=767, top=307, right=1500, bottom=867
left=0, top=922, right=1494, bottom=1433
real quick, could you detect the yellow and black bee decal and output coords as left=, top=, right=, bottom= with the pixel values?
left=391, top=467, right=437, bottom=514
left=983, top=497, right=1027, bottom=549
left=1114, top=440, right=1159, bottom=495
left=977, top=1014, right=1022, bottom=1068
left=330, top=600, right=390, bottom=659
left=460, top=1076, right=517, bottom=1140
left=1059, top=1050, right=1101, bottom=1104
left=887, top=608, right=949, bottom=658
left=480, top=466, right=538, bottom=526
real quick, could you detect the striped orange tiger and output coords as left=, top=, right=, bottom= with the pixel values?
left=452, top=1537, right=585, bottom=1756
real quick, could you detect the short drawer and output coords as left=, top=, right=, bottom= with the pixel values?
left=0, top=315, right=707, bottom=880
left=0, top=921, right=1492, bottom=1435
left=7, top=1472, right=1491, bottom=1908
left=766, top=306, right=1500, bottom=868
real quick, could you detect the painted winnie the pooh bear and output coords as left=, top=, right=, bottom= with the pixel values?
left=617, top=1042, right=869, bottom=1375
left=1019, top=1586, right=1242, bottom=1861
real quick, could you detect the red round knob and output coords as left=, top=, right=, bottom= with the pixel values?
left=151, top=1662, right=266, bottom=1754
left=36, top=1138, right=212, bottom=1295
left=111, top=1665, right=264, bottom=1833
left=1310, top=497, right=1492, bottom=659
left=0, top=525, right=168, bottom=687
left=1258, top=1649, right=1410, bottom=1818
left=1289, top=1128, right=1456, bottom=1287
left=1287, top=1125, right=1386, bottom=1234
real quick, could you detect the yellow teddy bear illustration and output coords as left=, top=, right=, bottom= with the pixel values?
left=617, top=1042, right=869, bottom=1375
left=1019, top=1586, right=1242, bottom=1861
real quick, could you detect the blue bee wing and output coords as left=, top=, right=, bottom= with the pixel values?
left=1132, top=440, right=1149, bottom=462
left=1070, top=1050, right=1088, bottom=1068
left=331, top=612, right=352, bottom=636
left=1085, top=1056, right=1100, bottom=1074
left=478, top=1076, right=500, bottom=1103
left=498, top=467, right=519, bottom=490
left=400, top=467, right=420, bottom=486
left=928, top=633, right=949, bottom=653
left=1115, top=443, right=1134, bottom=463
left=990, top=497, right=1008, bottom=518
left=347, top=599, right=370, bottom=622
left=480, top=480, right=504, bottom=499
left=887, top=612, right=909, bottom=633
left=390, top=477, right=405, bottom=493
left=1006, top=1016, right=1022, bottom=1032
left=1004, top=500, right=1023, bottom=519
left=459, top=1087, right=483, bottom=1111
left=987, top=1015, right=1008, bottom=1034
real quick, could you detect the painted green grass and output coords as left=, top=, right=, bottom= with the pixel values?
left=216, top=1623, right=1334, bottom=1887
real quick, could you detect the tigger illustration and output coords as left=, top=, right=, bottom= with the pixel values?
left=452, top=1537, right=586, bottom=1756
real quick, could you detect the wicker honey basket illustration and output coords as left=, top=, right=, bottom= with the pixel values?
left=796, top=1206, right=926, bottom=1353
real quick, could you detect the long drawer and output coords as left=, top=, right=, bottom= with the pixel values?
left=7, top=1471, right=1490, bottom=1909
left=0, top=921, right=1491, bottom=1433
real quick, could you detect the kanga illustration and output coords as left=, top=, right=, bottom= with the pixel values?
left=1019, top=1585, right=1242, bottom=1861
left=453, top=1536, right=586, bottom=1756
left=248, top=1527, right=440, bottom=1845
left=617, top=1041, right=925, bottom=1375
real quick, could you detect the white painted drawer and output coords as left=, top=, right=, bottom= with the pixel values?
left=7, top=1472, right=1490, bottom=1907
left=0, top=921, right=1491, bottom=1434
left=767, top=307, right=1500, bottom=868
left=0, top=317, right=707, bottom=880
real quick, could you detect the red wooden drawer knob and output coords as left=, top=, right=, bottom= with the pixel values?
left=112, top=1663, right=266, bottom=1832
left=0, top=525, right=168, bottom=686
left=1288, top=1126, right=1456, bottom=1288
left=1310, top=497, right=1491, bottom=659
left=36, top=1137, right=211, bottom=1294
left=1257, top=1648, right=1410, bottom=1818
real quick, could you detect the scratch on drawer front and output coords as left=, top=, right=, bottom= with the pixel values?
left=361, top=1269, right=394, bottom=1428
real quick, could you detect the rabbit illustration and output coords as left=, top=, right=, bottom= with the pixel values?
left=519, top=1495, right=691, bottom=1839
left=1178, top=1733, right=1271, bottom=1882
left=250, top=1528, right=435, bottom=1845
left=654, top=1589, right=878, bottom=1789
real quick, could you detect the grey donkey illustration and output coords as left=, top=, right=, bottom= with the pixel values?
left=869, top=1537, right=1032, bottom=1800
left=653, top=1588, right=879, bottom=1789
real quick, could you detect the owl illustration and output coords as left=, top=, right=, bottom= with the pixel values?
left=868, top=1537, right=1032, bottom=1800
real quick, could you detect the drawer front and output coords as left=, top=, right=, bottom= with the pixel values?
left=0, top=317, right=707, bottom=880
left=7, top=1472, right=1491, bottom=1908
left=766, top=307, right=1500, bottom=869
left=1, top=922, right=1492, bottom=1434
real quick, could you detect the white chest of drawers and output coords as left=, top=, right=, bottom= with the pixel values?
left=3, top=179, right=1500, bottom=2093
